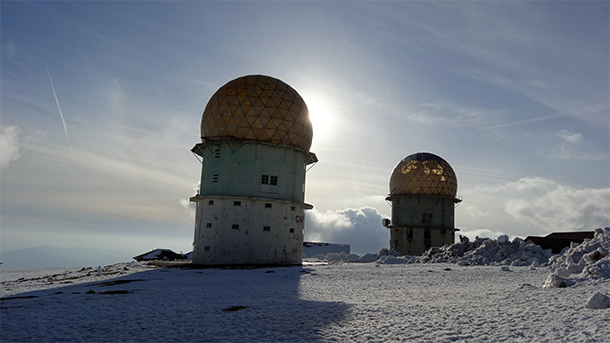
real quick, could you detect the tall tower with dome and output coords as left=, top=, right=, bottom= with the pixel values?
left=384, top=152, right=461, bottom=256
left=190, top=75, right=317, bottom=266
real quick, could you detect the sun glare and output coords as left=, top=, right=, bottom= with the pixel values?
left=304, top=93, right=334, bottom=141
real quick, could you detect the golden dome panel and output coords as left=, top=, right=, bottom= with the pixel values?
left=389, top=152, right=458, bottom=198
left=201, top=75, right=313, bottom=151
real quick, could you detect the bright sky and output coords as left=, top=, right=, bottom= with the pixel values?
left=1, top=1, right=609, bottom=258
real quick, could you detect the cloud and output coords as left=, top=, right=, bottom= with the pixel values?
left=304, top=206, right=389, bottom=255
left=474, top=177, right=609, bottom=234
left=504, top=184, right=609, bottom=233
left=462, top=203, right=491, bottom=219
left=557, top=129, right=582, bottom=144
left=0, top=126, right=21, bottom=168
left=550, top=129, right=585, bottom=159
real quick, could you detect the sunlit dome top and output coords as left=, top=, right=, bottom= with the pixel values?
left=200, top=75, right=313, bottom=151
left=389, top=152, right=458, bottom=198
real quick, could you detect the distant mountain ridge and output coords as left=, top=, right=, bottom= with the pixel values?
left=0, top=245, right=133, bottom=270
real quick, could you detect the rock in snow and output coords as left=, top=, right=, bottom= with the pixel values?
left=585, top=292, right=610, bottom=309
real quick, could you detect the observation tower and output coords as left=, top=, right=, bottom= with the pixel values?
left=384, top=152, right=461, bottom=256
left=190, top=75, right=317, bottom=266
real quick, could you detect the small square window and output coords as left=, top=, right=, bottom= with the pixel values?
left=212, top=174, right=219, bottom=183
left=214, top=149, right=221, bottom=158
left=208, top=200, right=214, bottom=205
left=270, top=175, right=278, bottom=186
left=204, top=246, right=210, bottom=251
left=290, top=206, right=296, bottom=211
left=289, top=228, right=295, bottom=233
left=261, top=174, right=269, bottom=184
left=263, top=226, right=271, bottom=231
left=206, top=222, right=212, bottom=228
left=265, top=203, right=272, bottom=208
left=234, top=201, right=241, bottom=206
left=232, top=224, right=239, bottom=230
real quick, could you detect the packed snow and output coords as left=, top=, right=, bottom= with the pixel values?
left=1, top=229, right=609, bottom=342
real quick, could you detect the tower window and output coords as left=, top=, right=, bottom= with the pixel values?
left=290, top=206, right=296, bottom=211
left=233, top=201, right=241, bottom=206
left=204, top=246, right=210, bottom=251
left=289, top=228, right=295, bottom=233
left=407, top=228, right=413, bottom=240
left=232, top=224, right=239, bottom=230
left=424, top=228, right=431, bottom=240
left=261, top=174, right=278, bottom=185
left=208, top=200, right=214, bottom=205
left=265, top=203, right=272, bottom=208
left=206, top=222, right=212, bottom=228
left=263, top=226, right=271, bottom=231
left=214, top=149, right=221, bottom=158
left=260, top=174, right=278, bottom=193
left=212, top=174, right=219, bottom=183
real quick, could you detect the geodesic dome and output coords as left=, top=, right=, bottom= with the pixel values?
left=200, top=75, right=313, bottom=151
left=389, top=152, right=458, bottom=198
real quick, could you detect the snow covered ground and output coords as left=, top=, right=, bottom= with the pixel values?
left=1, top=229, right=608, bottom=342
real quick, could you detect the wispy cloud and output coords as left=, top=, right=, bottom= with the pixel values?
left=557, top=129, right=582, bottom=144
left=0, top=126, right=21, bottom=168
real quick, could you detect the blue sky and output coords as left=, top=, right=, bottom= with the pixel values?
left=1, top=1, right=608, bottom=259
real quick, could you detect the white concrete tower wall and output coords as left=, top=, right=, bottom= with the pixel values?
left=191, top=196, right=310, bottom=265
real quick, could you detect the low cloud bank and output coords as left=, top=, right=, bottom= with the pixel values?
left=305, top=206, right=389, bottom=255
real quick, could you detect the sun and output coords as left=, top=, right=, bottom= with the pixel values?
left=304, top=93, right=334, bottom=141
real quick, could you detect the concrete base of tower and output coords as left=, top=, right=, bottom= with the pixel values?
left=190, top=195, right=312, bottom=266
left=389, top=226, right=458, bottom=256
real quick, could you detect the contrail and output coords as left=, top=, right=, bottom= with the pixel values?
left=44, top=60, right=72, bottom=152
left=482, top=102, right=610, bottom=131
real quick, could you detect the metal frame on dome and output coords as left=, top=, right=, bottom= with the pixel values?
left=389, top=153, right=459, bottom=199
left=199, top=75, right=314, bottom=153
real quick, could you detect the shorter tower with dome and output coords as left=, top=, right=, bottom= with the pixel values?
left=384, top=152, right=461, bottom=256
left=190, top=75, right=317, bottom=266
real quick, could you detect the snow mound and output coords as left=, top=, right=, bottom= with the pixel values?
left=307, top=236, right=553, bottom=266
left=543, top=228, right=610, bottom=289
left=305, top=229, right=610, bottom=275
left=307, top=248, right=405, bottom=264
left=416, top=235, right=553, bottom=266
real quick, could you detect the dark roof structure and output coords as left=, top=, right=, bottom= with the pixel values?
left=133, top=249, right=187, bottom=261
left=525, top=231, right=594, bottom=254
